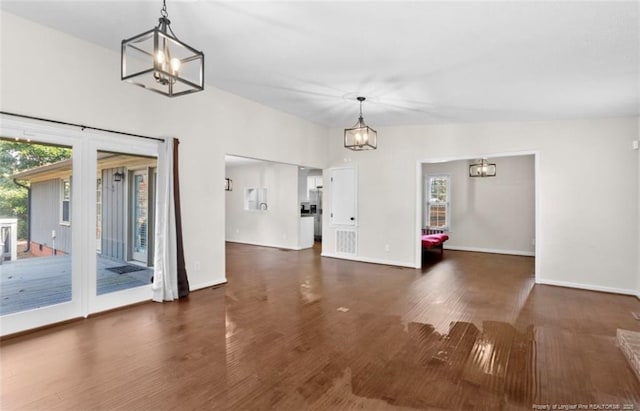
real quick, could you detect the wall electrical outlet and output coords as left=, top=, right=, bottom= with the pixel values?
left=633, top=140, right=639, bottom=150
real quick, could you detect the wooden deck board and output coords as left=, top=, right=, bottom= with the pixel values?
left=0, top=255, right=152, bottom=315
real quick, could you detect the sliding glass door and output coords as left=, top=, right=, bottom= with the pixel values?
left=0, top=119, right=161, bottom=335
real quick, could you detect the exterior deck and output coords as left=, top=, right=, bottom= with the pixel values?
left=0, top=255, right=152, bottom=316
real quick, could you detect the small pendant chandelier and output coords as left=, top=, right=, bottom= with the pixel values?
left=469, top=158, right=497, bottom=177
left=344, top=97, right=377, bottom=151
left=121, top=0, right=204, bottom=97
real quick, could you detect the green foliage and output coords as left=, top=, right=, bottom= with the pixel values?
left=0, top=139, right=72, bottom=239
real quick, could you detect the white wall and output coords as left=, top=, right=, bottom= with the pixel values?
left=423, top=155, right=535, bottom=255
left=225, top=162, right=300, bottom=249
left=324, top=117, right=640, bottom=294
left=0, top=12, right=328, bottom=290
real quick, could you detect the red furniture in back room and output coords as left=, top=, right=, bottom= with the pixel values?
left=422, top=228, right=449, bottom=256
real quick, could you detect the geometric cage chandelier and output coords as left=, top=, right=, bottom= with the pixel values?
left=344, top=96, right=377, bottom=151
left=469, top=158, right=497, bottom=177
left=121, top=0, right=204, bottom=97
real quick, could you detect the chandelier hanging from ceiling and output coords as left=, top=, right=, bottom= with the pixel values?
left=121, top=0, right=204, bottom=97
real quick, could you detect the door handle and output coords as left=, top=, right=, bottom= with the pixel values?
left=350, top=217, right=355, bottom=221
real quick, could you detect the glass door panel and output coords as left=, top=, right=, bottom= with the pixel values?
left=0, top=125, right=83, bottom=336
left=95, top=151, right=156, bottom=297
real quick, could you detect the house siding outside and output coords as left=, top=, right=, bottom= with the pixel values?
left=31, top=179, right=71, bottom=254
left=19, top=150, right=157, bottom=263
left=100, top=167, right=127, bottom=261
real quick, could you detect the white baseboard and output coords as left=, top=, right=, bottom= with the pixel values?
left=444, top=245, right=535, bottom=257
left=321, top=252, right=416, bottom=269
left=190, top=278, right=227, bottom=291
left=536, top=278, right=637, bottom=296
left=225, top=239, right=309, bottom=251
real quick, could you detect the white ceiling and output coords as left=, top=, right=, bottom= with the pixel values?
left=2, top=1, right=638, bottom=127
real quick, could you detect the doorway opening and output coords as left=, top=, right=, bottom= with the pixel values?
left=224, top=154, right=323, bottom=251
left=416, top=152, right=539, bottom=281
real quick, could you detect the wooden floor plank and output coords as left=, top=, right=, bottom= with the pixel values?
left=1, top=243, right=639, bottom=410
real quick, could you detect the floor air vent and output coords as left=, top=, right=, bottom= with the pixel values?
left=336, top=229, right=357, bottom=255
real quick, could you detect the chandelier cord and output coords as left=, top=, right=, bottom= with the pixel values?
left=157, top=0, right=179, bottom=39
left=160, top=0, right=168, bottom=18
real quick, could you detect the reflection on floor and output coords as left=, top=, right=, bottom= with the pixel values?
left=346, top=320, right=536, bottom=409
left=0, top=255, right=152, bottom=315
left=1, top=243, right=639, bottom=410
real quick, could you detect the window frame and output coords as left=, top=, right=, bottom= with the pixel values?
left=60, top=177, right=71, bottom=226
left=425, top=174, right=451, bottom=231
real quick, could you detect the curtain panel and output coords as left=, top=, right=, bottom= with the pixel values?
left=152, top=138, right=189, bottom=302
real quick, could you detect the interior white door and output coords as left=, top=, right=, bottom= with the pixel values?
left=329, top=167, right=357, bottom=226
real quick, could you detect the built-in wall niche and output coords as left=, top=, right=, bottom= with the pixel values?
left=245, top=188, right=268, bottom=211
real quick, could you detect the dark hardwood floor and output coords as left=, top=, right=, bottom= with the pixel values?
left=1, top=243, right=639, bottom=410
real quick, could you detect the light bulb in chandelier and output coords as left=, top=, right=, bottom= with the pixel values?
left=152, top=52, right=179, bottom=85
left=170, top=58, right=181, bottom=73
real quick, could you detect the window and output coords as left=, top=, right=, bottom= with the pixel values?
left=426, top=175, right=450, bottom=230
left=306, top=175, right=323, bottom=200
left=60, top=178, right=71, bottom=225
